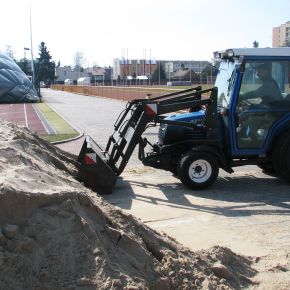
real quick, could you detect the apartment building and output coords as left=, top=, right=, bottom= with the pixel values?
left=273, top=21, right=290, bottom=47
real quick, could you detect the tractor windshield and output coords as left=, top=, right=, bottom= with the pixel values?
left=215, top=60, right=237, bottom=108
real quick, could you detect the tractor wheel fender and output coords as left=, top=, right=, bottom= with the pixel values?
left=189, top=145, right=224, bottom=167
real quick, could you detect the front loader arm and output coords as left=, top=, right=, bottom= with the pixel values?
left=77, top=86, right=217, bottom=194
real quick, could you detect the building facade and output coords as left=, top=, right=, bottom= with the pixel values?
left=273, top=21, right=290, bottom=47
left=56, top=60, right=210, bottom=85
left=112, top=59, right=157, bottom=81
left=112, top=59, right=209, bottom=81
left=55, top=66, right=112, bottom=84
left=55, top=66, right=88, bottom=83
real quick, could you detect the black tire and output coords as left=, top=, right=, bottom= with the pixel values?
left=177, top=151, right=219, bottom=190
left=257, top=164, right=276, bottom=175
left=273, top=133, right=290, bottom=182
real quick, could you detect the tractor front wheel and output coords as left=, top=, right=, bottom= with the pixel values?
left=257, top=163, right=276, bottom=175
left=177, top=151, right=219, bottom=190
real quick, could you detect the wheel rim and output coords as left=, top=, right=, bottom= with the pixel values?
left=188, top=159, right=212, bottom=183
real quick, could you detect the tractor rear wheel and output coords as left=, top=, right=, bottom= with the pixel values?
left=257, top=163, right=276, bottom=175
left=177, top=151, right=219, bottom=190
left=273, top=133, right=290, bottom=182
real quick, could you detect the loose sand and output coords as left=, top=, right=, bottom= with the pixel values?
left=0, top=120, right=260, bottom=289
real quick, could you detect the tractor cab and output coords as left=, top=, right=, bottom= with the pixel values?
left=214, top=48, right=290, bottom=157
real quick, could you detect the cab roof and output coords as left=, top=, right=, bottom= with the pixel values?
left=214, top=48, right=290, bottom=59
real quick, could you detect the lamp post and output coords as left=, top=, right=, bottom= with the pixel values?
left=29, top=4, right=35, bottom=85
left=24, top=47, right=34, bottom=83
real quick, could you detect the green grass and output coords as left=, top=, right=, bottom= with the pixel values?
left=36, top=103, right=78, bottom=134
left=36, top=103, right=80, bottom=143
left=40, top=133, right=80, bottom=143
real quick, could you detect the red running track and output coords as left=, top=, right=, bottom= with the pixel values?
left=0, top=103, right=47, bottom=134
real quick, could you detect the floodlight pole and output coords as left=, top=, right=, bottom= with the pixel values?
left=158, top=60, right=160, bottom=86
left=149, top=49, right=151, bottom=86
left=29, top=4, right=35, bottom=85
left=190, top=61, right=192, bottom=83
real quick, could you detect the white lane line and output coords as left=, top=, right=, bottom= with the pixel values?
left=24, top=104, right=29, bottom=129
left=33, top=104, right=56, bottom=134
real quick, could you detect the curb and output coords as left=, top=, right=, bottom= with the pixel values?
left=39, top=101, right=85, bottom=145
left=40, top=101, right=83, bottom=135
left=51, top=131, right=84, bottom=145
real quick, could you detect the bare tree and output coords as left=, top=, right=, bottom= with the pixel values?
left=5, top=45, right=15, bottom=60
left=73, top=51, right=86, bottom=70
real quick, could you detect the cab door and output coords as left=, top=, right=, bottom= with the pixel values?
left=230, top=60, right=289, bottom=156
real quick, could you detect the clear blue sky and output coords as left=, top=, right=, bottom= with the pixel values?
left=1, top=0, right=290, bottom=66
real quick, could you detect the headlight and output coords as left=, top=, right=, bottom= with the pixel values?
left=226, top=49, right=234, bottom=58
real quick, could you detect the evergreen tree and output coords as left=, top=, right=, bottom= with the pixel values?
left=17, top=58, right=30, bottom=75
left=36, top=42, right=55, bottom=85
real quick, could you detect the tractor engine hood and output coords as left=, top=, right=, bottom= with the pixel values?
left=158, top=110, right=206, bottom=145
left=166, top=110, right=205, bottom=122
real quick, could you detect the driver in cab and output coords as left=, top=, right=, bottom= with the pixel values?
left=236, top=63, right=283, bottom=146
left=239, top=63, right=282, bottom=106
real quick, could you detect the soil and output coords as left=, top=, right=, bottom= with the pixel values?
left=0, top=120, right=257, bottom=289
left=0, top=120, right=289, bottom=289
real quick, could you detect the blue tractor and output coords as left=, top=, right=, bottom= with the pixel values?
left=78, top=48, right=290, bottom=194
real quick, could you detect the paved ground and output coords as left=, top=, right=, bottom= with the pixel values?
left=42, top=88, right=290, bottom=256
left=42, top=88, right=151, bottom=165
left=109, top=166, right=290, bottom=255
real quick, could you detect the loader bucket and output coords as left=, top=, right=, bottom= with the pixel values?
left=77, top=136, right=117, bottom=194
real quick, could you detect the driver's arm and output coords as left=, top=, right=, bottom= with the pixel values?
left=239, top=91, right=254, bottom=101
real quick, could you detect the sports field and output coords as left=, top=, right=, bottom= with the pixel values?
left=0, top=102, right=80, bottom=143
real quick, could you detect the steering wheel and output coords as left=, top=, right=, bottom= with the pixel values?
left=237, top=98, right=252, bottom=112
left=240, top=98, right=252, bottom=105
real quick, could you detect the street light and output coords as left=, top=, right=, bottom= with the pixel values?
left=24, top=47, right=34, bottom=83
left=29, top=4, right=35, bottom=85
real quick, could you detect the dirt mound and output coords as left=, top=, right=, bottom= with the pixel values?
left=0, top=121, right=257, bottom=289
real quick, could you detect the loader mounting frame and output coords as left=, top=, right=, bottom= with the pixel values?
left=77, top=86, right=218, bottom=194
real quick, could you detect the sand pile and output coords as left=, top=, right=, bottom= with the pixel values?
left=0, top=120, right=257, bottom=289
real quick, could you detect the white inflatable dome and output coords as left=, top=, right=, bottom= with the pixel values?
left=0, top=53, right=39, bottom=103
